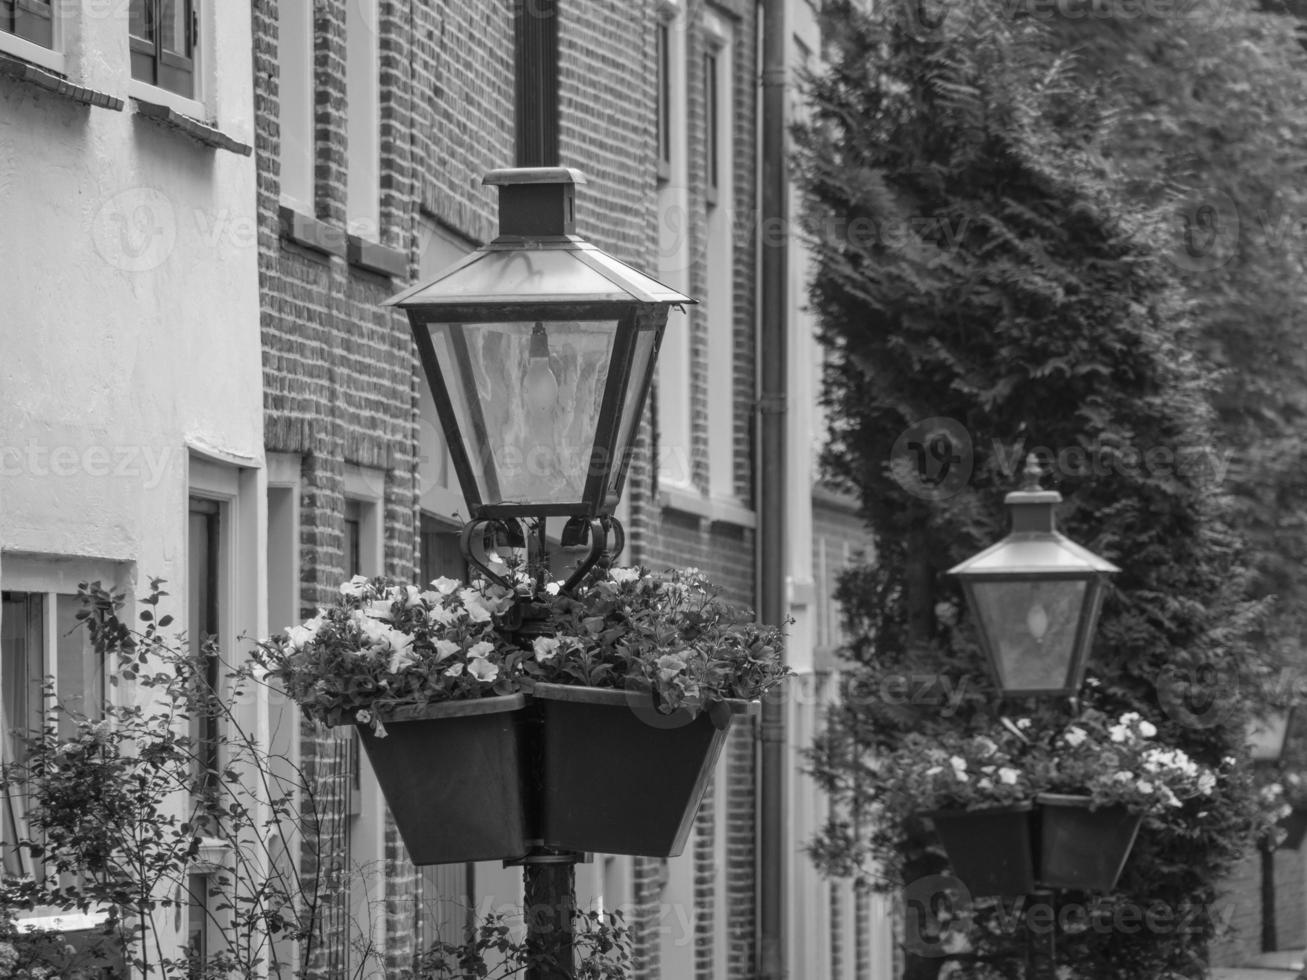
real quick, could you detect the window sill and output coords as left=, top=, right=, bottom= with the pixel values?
left=347, top=234, right=407, bottom=279
left=279, top=205, right=347, bottom=259
left=131, top=96, right=252, bottom=156
left=659, top=486, right=756, bottom=529
left=15, top=905, right=113, bottom=933
left=0, top=30, right=63, bottom=74
left=0, top=53, right=122, bottom=110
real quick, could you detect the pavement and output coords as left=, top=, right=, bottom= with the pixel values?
left=1211, top=950, right=1305, bottom=979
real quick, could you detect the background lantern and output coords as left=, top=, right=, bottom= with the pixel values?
left=1249, top=708, right=1296, bottom=764
left=948, top=456, right=1120, bottom=697
left=386, top=167, right=691, bottom=526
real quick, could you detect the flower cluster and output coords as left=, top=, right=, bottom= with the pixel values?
left=1044, top=711, right=1219, bottom=815
left=259, top=567, right=789, bottom=734
left=868, top=709, right=1223, bottom=828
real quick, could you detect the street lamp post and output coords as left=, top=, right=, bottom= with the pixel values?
left=948, top=455, right=1119, bottom=979
left=1249, top=708, right=1296, bottom=954
left=386, top=166, right=692, bottom=980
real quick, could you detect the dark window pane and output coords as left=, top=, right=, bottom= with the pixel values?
left=129, top=0, right=153, bottom=41
left=657, top=22, right=671, bottom=176
left=705, top=52, right=719, bottom=194
left=160, top=0, right=190, bottom=56
left=12, top=0, right=52, bottom=48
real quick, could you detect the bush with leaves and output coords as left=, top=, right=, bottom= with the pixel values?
left=796, top=1, right=1273, bottom=976
left=417, top=908, right=630, bottom=980
left=0, top=580, right=318, bottom=980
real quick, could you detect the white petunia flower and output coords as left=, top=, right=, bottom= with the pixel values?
left=468, top=657, right=499, bottom=683
left=431, top=576, right=461, bottom=595
left=610, top=567, right=640, bottom=584
left=1064, top=727, right=1088, bottom=747
left=433, top=639, right=460, bottom=662
left=998, top=768, right=1020, bottom=785
left=534, top=636, right=561, bottom=663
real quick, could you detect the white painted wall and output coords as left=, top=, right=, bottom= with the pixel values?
left=0, top=2, right=263, bottom=586
left=0, top=1, right=264, bottom=967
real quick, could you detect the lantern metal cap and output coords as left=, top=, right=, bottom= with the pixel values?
left=947, top=455, right=1120, bottom=578
left=383, top=167, right=693, bottom=310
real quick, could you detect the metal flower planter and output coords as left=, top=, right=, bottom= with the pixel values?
left=532, top=683, right=757, bottom=857
left=925, top=804, right=1037, bottom=896
left=357, top=694, right=532, bottom=865
left=1036, top=793, right=1142, bottom=892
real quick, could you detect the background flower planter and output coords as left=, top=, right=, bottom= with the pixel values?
left=925, top=804, right=1036, bottom=896
left=532, top=683, right=757, bottom=857
left=1036, top=793, right=1142, bottom=891
left=357, top=694, right=531, bottom=864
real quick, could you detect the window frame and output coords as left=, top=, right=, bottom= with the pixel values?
left=656, top=18, right=672, bottom=183
left=345, top=0, right=381, bottom=241
left=128, top=0, right=198, bottom=100
left=276, top=0, right=315, bottom=213
left=0, top=0, right=63, bottom=75
left=0, top=555, right=125, bottom=882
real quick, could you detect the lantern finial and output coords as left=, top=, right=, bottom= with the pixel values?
left=1020, top=453, right=1046, bottom=493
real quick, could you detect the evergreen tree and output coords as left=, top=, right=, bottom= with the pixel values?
left=796, top=2, right=1271, bottom=976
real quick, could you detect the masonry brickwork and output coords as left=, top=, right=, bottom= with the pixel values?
left=254, top=0, right=770, bottom=977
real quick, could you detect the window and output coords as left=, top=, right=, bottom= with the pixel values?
left=129, top=0, right=197, bottom=99
left=346, top=0, right=380, bottom=240
left=0, top=559, right=115, bottom=880
left=277, top=0, right=315, bottom=212
left=704, top=50, right=719, bottom=205
left=655, top=3, right=691, bottom=491
left=188, top=496, right=221, bottom=802
left=1, top=0, right=51, bottom=48
left=656, top=19, right=671, bottom=183
left=703, top=20, right=734, bottom=499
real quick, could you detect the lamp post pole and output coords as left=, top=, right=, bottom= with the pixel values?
left=949, top=456, right=1120, bottom=979
left=510, top=2, right=576, bottom=976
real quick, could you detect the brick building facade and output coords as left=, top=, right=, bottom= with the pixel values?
left=251, top=0, right=888, bottom=977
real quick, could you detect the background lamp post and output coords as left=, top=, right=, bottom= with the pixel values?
left=947, top=455, right=1120, bottom=698
left=386, top=166, right=693, bottom=980
left=387, top=166, right=691, bottom=590
left=947, top=455, right=1119, bottom=980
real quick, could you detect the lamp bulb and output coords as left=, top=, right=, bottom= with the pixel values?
left=1026, top=602, right=1049, bottom=643
left=524, top=323, right=559, bottom=414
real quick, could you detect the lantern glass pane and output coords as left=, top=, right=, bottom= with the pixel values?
left=607, top=329, right=658, bottom=497
left=425, top=319, right=618, bottom=507
left=1249, top=713, right=1290, bottom=762
left=969, top=578, right=1087, bottom=693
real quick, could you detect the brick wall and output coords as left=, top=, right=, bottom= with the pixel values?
left=255, top=0, right=764, bottom=975
left=1214, top=843, right=1307, bottom=967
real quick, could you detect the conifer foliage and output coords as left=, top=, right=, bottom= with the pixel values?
left=796, top=2, right=1272, bottom=976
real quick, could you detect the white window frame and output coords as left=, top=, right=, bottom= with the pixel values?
left=126, top=0, right=208, bottom=120
left=655, top=0, right=692, bottom=492
left=0, top=553, right=125, bottom=908
left=264, top=452, right=302, bottom=979
left=277, top=0, right=315, bottom=213
left=703, top=12, right=735, bottom=501
left=0, top=0, right=64, bottom=75
left=342, top=464, right=388, bottom=980
left=346, top=0, right=380, bottom=241
left=186, top=452, right=260, bottom=967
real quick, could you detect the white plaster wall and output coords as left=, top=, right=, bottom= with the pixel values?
left=0, top=2, right=262, bottom=588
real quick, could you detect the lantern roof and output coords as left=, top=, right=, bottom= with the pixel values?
left=948, top=470, right=1120, bottom=579
left=384, top=168, right=693, bottom=310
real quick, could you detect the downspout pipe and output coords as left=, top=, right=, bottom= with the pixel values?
left=757, top=0, right=787, bottom=976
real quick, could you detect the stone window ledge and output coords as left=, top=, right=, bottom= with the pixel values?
left=131, top=96, right=252, bottom=156
left=347, top=234, right=408, bottom=279
left=279, top=206, right=347, bottom=259
left=0, top=53, right=122, bottom=110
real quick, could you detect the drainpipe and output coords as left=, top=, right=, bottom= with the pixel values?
left=757, top=0, right=787, bottom=976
